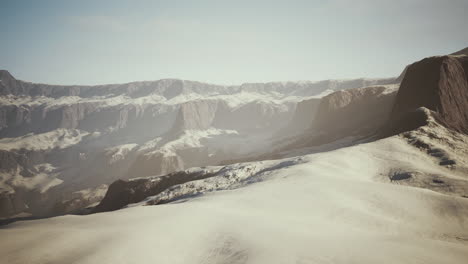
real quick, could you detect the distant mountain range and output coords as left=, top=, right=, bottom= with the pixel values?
left=1, top=47, right=467, bottom=221
left=2, top=47, right=468, bottom=264
left=0, top=69, right=397, bottom=219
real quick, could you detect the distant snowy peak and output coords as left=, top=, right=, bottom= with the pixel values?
left=0, top=72, right=398, bottom=140
left=0, top=129, right=89, bottom=151
left=0, top=70, right=397, bottom=99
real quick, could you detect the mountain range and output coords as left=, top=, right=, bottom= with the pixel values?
left=0, top=47, right=468, bottom=264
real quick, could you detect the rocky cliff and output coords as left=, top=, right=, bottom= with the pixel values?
left=385, top=55, right=468, bottom=135
left=313, top=85, right=398, bottom=137
left=93, top=169, right=217, bottom=212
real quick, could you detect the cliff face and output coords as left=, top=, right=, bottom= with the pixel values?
left=249, top=84, right=400, bottom=161
left=169, top=100, right=223, bottom=134
left=313, top=85, right=398, bottom=136
left=386, top=55, right=468, bottom=135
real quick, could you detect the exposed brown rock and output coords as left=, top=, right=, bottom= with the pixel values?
left=93, top=170, right=215, bottom=212
left=384, top=55, right=468, bottom=136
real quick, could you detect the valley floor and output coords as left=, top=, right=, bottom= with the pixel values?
left=1, top=130, right=468, bottom=264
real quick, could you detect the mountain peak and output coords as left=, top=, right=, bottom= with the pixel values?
left=0, top=70, right=15, bottom=82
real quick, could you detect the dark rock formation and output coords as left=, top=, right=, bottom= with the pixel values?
left=0, top=190, right=28, bottom=218
left=93, top=170, right=215, bottom=212
left=384, top=55, right=468, bottom=135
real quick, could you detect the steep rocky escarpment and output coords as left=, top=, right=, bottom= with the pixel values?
left=169, top=100, right=222, bottom=134
left=384, top=55, right=468, bottom=136
left=312, top=85, right=398, bottom=137
left=281, top=98, right=321, bottom=135
left=218, top=84, right=400, bottom=165
left=273, top=85, right=399, bottom=154
left=94, top=169, right=217, bottom=212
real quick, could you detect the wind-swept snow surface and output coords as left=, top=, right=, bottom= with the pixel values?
left=1, top=132, right=467, bottom=264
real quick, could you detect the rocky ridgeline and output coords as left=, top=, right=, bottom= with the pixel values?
left=91, top=50, right=468, bottom=212
left=3, top=47, right=467, bottom=219
left=0, top=70, right=397, bottom=219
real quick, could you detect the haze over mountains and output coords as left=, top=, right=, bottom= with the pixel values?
left=0, top=71, right=397, bottom=218
left=1, top=47, right=468, bottom=263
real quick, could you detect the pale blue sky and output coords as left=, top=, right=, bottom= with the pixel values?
left=1, top=0, right=467, bottom=85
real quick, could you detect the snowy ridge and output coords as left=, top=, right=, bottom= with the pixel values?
left=128, top=121, right=468, bottom=209
left=0, top=162, right=62, bottom=194
left=0, top=129, right=89, bottom=151
left=0, top=79, right=389, bottom=110
left=4, top=124, right=468, bottom=263
left=3, top=48, right=468, bottom=263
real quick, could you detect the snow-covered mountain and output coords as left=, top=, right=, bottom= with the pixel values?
left=0, top=73, right=397, bottom=219
left=2, top=116, right=468, bottom=264
left=1, top=47, right=468, bottom=264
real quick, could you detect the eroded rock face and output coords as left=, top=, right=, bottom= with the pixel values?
left=313, top=85, right=398, bottom=137
left=170, top=100, right=222, bottom=133
left=285, top=98, right=321, bottom=134
left=94, top=170, right=215, bottom=212
left=0, top=191, right=28, bottom=218
left=386, top=55, right=468, bottom=135
left=236, top=85, right=400, bottom=162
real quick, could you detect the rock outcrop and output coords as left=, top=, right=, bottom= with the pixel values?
left=93, top=169, right=216, bottom=212
left=384, top=55, right=468, bottom=135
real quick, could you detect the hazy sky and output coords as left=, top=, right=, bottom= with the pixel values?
left=1, top=0, right=467, bottom=85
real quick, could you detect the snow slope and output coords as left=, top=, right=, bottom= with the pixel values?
left=1, top=124, right=467, bottom=264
